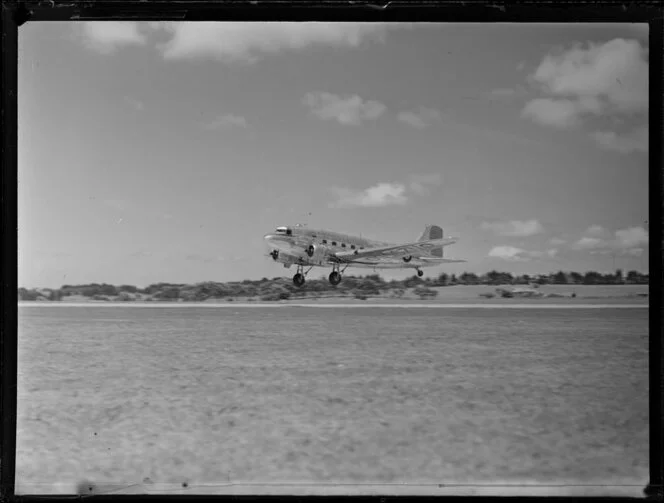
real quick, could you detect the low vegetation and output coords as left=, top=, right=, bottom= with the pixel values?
left=17, top=269, right=648, bottom=302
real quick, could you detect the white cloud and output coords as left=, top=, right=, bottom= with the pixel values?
left=204, top=114, right=248, bottom=130
left=480, top=219, right=544, bottom=237
left=591, top=125, right=648, bottom=154
left=397, top=107, right=442, bottom=129
left=522, top=38, right=648, bottom=152
left=303, top=92, right=386, bottom=126
left=488, top=246, right=556, bottom=262
left=615, top=226, right=649, bottom=249
left=329, top=182, right=408, bottom=209
left=80, top=22, right=147, bottom=54
left=573, top=236, right=607, bottom=251
left=488, top=246, right=527, bottom=261
left=152, top=22, right=396, bottom=62
left=530, top=38, right=648, bottom=114
left=572, top=225, right=648, bottom=255
left=409, top=173, right=443, bottom=196
left=585, top=224, right=608, bottom=237
left=520, top=98, right=581, bottom=129
left=550, top=237, right=566, bottom=246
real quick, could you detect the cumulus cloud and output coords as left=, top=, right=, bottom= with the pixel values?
left=330, top=173, right=444, bottom=208
left=573, top=236, right=607, bottom=251
left=303, top=92, right=386, bottom=126
left=79, top=22, right=147, bottom=54
left=480, top=219, right=544, bottom=237
left=590, top=125, right=648, bottom=154
left=572, top=225, right=649, bottom=255
left=488, top=246, right=557, bottom=262
left=151, top=22, right=396, bottom=62
left=550, top=237, right=566, bottom=246
left=409, top=173, right=443, bottom=196
left=522, top=38, right=648, bottom=153
left=585, top=225, right=608, bottom=237
left=615, top=226, right=649, bottom=249
left=329, top=182, right=408, bottom=209
left=204, top=114, right=248, bottom=130
left=530, top=38, right=648, bottom=113
left=521, top=98, right=582, bottom=129
left=397, top=107, right=442, bottom=129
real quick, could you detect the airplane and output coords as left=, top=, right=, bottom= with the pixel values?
left=263, top=224, right=466, bottom=287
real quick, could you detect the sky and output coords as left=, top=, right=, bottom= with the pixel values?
left=18, top=22, right=650, bottom=288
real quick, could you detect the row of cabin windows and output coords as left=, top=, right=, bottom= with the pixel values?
left=320, top=239, right=364, bottom=250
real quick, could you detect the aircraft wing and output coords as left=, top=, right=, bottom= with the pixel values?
left=333, top=237, right=459, bottom=262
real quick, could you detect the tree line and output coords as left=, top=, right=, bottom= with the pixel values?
left=17, top=269, right=648, bottom=302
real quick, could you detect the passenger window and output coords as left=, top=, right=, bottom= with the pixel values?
left=350, top=245, right=356, bottom=249
left=322, top=239, right=327, bottom=244
left=341, top=243, right=346, bottom=248
left=332, top=241, right=337, bottom=246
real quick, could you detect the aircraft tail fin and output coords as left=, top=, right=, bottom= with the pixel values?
left=418, top=225, right=444, bottom=257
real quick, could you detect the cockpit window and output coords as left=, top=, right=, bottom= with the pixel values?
left=276, top=226, right=292, bottom=236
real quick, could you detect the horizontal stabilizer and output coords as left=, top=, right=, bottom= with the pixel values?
left=419, top=257, right=466, bottom=263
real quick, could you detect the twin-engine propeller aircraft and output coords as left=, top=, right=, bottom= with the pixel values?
left=264, top=224, right=465, bottom=287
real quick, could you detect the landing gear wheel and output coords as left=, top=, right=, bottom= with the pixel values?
left=328, top=271, right=342, bottom=286
left=417, top=269, right=424, bottom=277
left=306, top=245, right=314, bottom=257
left=293, top=273, right=305, bottom=287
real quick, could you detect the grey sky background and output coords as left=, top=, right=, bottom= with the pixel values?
left=18, top=22, right=649, bottom=288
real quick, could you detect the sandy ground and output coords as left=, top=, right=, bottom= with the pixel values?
left=16, top=305, right=649, bottom=496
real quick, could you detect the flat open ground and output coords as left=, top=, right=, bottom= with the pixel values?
left=16, top=304, right=649, bottom=496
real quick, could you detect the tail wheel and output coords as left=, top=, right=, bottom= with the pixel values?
left=417, top=269, right=424, bottom=277
left=293, top=273, right=305, bottom=287
left=328, top=271, right=342, bottom=286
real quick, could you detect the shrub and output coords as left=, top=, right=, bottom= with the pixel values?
left=259, top=288, right=291, bottom=301
left=18, top=288, right=40, bottom=301
left=413, top=285, right=438, bottom=300
left=117, top=292, right=133, bottom=302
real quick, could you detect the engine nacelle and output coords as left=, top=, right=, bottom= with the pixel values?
left=304, top=244, right=328, bottom=265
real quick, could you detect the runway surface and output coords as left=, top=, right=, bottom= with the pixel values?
left=16, top=304, right=649, bottom=496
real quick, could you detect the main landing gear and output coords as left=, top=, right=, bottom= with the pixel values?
left=328, top=263, right=347, bottom=286
left=292, top=263, right=348, bottom=288
left=292, top=264, right=313, bottom=287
